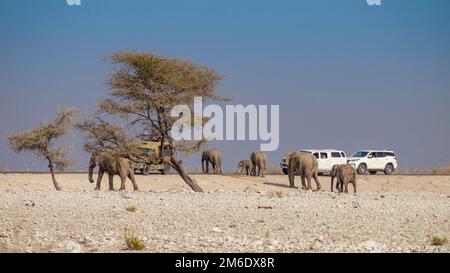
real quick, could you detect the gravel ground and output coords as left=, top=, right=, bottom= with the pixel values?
left=0, top=174, right=449, bottom=253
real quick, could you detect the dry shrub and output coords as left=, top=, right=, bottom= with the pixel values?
left=431, top=165, right=450, bottom=175
left=265, top=164, right=283, bottom=175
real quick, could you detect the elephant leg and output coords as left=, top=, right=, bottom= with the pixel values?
left=300, top=176, right=307, bottom=190
left=95, top=168, right=104, bottom=190
left=313, top=172, right=321, bottom=190
left=246, top=167, right=249, bottom=176
left=219, top=163, right=222, bottom=175
left=108, top=174, right=115, bottom=191
left=352, top=177, right=357, bottom=194
left=119, top=175, right=126, bottom=191
left=306, top=176, right=312, bottom=191
left=288, top=168, right=295, bottom=188
left=330, top=177, right=334, bottom=192
left=206, top=161, right=209, bottom=174
left=344, top=180, right=349, bottom=193
left=128, top=172, right=139, bottom=191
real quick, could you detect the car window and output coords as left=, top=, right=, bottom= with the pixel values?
left=341, top=152, right=346, bottom=157
left=385, top=152, right=395, bottom=157
left=368, top=152, right=375, bottom=158
left=331, top=152, right=341, bottom=158
left=375, top=152, right=385, bottom=158
left=352, top=151, right=368, bottom=157
left=320, top=153, right=328, bottom=159
left=313, top=153, right=319, bottom=159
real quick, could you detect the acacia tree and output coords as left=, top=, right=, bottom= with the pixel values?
left=8, top=108, right=78, bottom=191
left=86, top=52, right=226, bottom=192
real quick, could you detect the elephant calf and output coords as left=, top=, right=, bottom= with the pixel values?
left=88, top=152, right=139, bottom=191
left=236, top=160, right=253, bottom=176
left=330, top=164, right=357, bottom=193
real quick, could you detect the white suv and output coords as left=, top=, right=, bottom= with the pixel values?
left=348, top=150, right=398, bottom=175
left=280, top=149, right=347, bottom=175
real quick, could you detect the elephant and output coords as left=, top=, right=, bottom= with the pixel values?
left=250, top=152, right=268, bottom=177
left=201, top=149, right=223, bottom=174
left=287, top=151, right=321, bottom=190
left=330, top=164, right=357, bottom=193
left=236, top=160, right=253, bottom=176
left=88, top=152, right=139, bottom=191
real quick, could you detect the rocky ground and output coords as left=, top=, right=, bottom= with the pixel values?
left=0, top=173, right=449, bottom=253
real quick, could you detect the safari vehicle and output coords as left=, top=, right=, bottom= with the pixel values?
left=280, top=149, right=347, bottom=175
left=347, top=150, right=398, bottom=175
left=134, top=141, right=172, bottom=175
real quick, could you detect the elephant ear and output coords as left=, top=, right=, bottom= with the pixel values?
left=286, top=152, right=294, bottom=164
left=330, top=165, right=338, bottom=177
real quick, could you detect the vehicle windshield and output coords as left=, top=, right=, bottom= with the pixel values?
left=139, top=148, right=152, bottom=157
left=351, top=151, right=368, bottom=158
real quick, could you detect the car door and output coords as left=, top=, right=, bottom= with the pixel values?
left=367, top=152, right=378, bottom=170
left=312, top=152, right=322, bottom=171
left=376, top=152, right=388, bottom=169
left=330, top=152, right=343, bottom=166
left=371, top=152, right=384, bottom=169
left=319, top=152, right=332, bottom=172
left=340, top=152, right=347, bottom=165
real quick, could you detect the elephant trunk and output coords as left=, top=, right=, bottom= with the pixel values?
left=202, top=158, right=206, bottom=173
left=88, top=157, right=96, bottom=183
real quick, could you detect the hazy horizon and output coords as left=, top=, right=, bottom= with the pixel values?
left=1, top=0, right=449, bottom=172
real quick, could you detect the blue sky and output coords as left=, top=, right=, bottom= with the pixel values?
left=1, top=0, right=449, bottom=171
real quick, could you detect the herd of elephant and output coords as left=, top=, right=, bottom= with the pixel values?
left=88, top=149, right=357, bottom=194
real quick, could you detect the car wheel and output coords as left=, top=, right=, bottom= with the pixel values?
left=357, top=164, right=367, bottom=175
left=369, top=171, right=377, bottom=175
left=143, top=166, right=150, bottom=176
left=282, top=168, right=288, bottom=175
left=384, top=164, right=394, bottom=175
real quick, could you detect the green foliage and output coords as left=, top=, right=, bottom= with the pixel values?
left=8, top=108, right=78, bottom=171
left=125, top=235, right=146, bottom=251
left=126, top=206, right=137, bottom=212
left=431, top=236, right=448, bottom=246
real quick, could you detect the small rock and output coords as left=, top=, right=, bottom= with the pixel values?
left=213, top=227, right=222, bottom=233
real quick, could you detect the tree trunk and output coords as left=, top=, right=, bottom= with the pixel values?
left=47, top=158, right=62, bottom=191
left=170, top=156, right=203, bottom=192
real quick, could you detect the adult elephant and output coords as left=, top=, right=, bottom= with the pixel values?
left=236, top=160, right=253, bottom=176
left=202, top=149, right=223, bottom=174
left=330, top=164, right=357, bottom=193
left=88, top=152, right=139, bottom=191
left=287, top=151, right=321, bottom=190
left=251, top=152, right=268, bottom=177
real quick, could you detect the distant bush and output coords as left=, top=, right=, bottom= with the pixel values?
left=431, top=165, right=450, bottom=175
left=265, top=164, right=283, bottom=175
left=398, top=163, right=450, bottom=175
